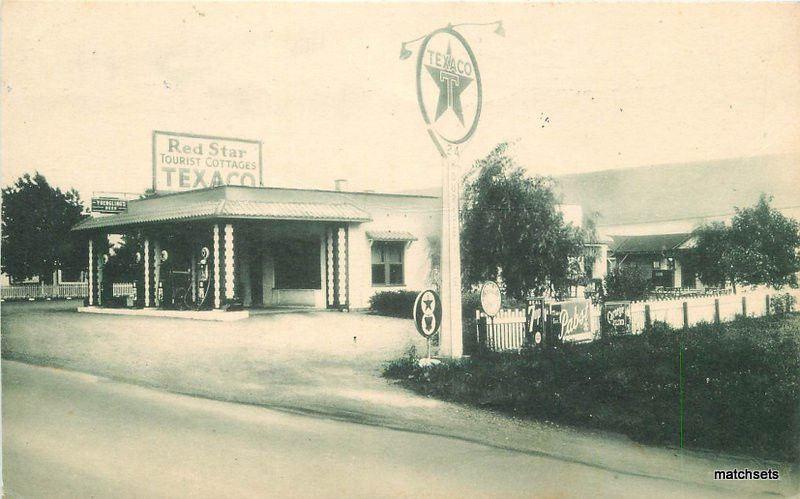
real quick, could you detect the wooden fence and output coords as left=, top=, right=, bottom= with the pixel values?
left=475, top=286, right=800, bottom=352
left=1, top=282, right=136, bottom=300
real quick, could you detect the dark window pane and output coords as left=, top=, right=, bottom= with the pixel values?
left=372, top=264, right=385, bottom=285
left=389, top=264, right=403, bottom=285
left=274, top=239, right=321, bottom=289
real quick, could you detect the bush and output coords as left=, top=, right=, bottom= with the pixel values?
left=770, top=293, right=797, bottom=315
left=385, top=313, right=800, bottom=462
left=604, top=267, right=651, bottom=301
left=368, top=290, right=420, bottom=318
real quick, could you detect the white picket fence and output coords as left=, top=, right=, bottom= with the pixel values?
left=629, top=286, right=800, bottom=333
left=476, top=286, right=800, bottom=352
left=1, top=282, right=136, bottom=300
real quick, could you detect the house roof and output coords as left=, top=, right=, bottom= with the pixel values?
left=555, top=154, right=800, bottom=227
left=366, top=230, right=417, bottom=241
left=609, top=233, right=692, bottom=254
left=72, top=185, right=376, bottom=231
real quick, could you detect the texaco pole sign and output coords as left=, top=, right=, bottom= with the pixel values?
left=412, top=26, right=483, bottom=358
left=416, top=27, right=482, bottom=156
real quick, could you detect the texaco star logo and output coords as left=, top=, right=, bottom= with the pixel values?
left=420, top=291, right=437, bottom=335
left=417, top=27, right=482, bottom=150
left=413, top=289, right=442, bottom=338
left=425, top=43, right=473, bottom=125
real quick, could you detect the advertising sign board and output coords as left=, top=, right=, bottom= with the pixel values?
left=548, top=299, right=594, bottom=343
left=602, top=301, right=632, bottom=335
left=91, top=197, right=128, bottom=214
left=525, top=298, right=547, bottom=346
left=152, top=131, right=262, bottom=192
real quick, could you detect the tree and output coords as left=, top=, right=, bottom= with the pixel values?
left=461, top=143, right=585, bottom=299
left=103, top=233, right=143, bottom=283
left=1, top=172, right=87, bottom=283
left=603, top=267, right=651, bottom=301
left=689, top=195, right=800, bottom=289
left=687, top=222, right=730, bottom=288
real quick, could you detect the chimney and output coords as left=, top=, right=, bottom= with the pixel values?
left=334, top=179, right=348, bottom=191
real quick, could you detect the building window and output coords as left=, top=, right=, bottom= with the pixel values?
left=273, top=239, right=321, bottom=289
left=371, top=241, right=404, bottom=286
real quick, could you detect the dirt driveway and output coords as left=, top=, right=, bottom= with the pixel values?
left=2, top=301, right=796, bottom=497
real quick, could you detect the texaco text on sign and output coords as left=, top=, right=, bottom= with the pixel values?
left=152, top=131, right=262, bottom=192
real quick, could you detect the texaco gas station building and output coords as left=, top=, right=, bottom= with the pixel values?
left=73, top=183, right=440, bottom=312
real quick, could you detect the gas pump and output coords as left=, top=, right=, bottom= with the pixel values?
left=157, top=249, right=169, bottom=308
left=99, top=254, right=114, bottom=305
left=133, top=250, right=144, bottom=307
left=195, top=246, right=211, bottom=310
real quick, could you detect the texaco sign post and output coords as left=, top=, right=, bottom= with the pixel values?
left=412, top=26, right=483, bottom=358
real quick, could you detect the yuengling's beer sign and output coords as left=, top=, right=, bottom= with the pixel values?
left=152, top=131, right=262, bottom=192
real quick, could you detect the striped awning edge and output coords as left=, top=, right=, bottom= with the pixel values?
left=366, top=230, right=418, bottom=241
left=72, top=200, right=371, bottom=231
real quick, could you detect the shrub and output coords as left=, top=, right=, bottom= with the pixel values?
left=368, top=290, right=419, bottom=318
left=385, top=313, right=800, bottom=461
left=770, top=293, right=797, bottom=315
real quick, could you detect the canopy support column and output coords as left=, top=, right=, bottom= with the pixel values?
left=224, top=223, right=235, bottom=301
left=153, top=240, right=161, bottom=307
left=88, top=239, right=95, bottom=306
left=144, top=238, right=151, bottom=307
left=213, top=224, right=221, bottom=309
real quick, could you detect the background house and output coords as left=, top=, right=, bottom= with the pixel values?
left=556, top=154, right=800, bottom=289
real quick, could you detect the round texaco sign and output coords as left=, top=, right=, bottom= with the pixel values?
left=416, top=27, right=482, bottom=146
left=413, top=289, right=443, bottom=338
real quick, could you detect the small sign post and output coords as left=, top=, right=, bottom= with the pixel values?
left=413, top=289, right=443, bottom=359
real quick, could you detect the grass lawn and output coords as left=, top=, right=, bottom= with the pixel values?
left=384, top=313, right=800, bottom=462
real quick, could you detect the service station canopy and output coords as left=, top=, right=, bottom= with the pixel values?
left=72, top=185, right=372, bottom=233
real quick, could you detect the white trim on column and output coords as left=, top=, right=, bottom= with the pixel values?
left=144, top=239, right=150, bottom=307
left=326, top=228, right=334, bottom=307
left=88, top=239, right=94, bottom=306
left=97, top=252, right=104, bottom=306
left=153, top=240, right=161, bottom=307
left=191, top=254, right=197, bottom=303
left=224, top=223, right=234, bottom=300
left=213, top=224, right=221, bottom=308
left=337, top=226, right=347, bottom=306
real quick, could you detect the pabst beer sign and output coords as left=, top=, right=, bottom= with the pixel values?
left=416, top=27, right=482, bottom=152
left=549, top=300, right=594, bottom=343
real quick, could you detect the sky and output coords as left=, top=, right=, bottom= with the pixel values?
left=2, top=2, right=799, bottom=200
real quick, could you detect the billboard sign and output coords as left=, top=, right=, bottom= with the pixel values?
left=602, top=301, right=632, bottom=336
left=152, top=131, right=262, bottom=192
left=549, top=299, right=593, bottom=343
left=91, top=197, right=128, bottom=213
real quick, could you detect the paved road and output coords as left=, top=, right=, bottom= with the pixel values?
left=3, top=361, right=742, bottom=498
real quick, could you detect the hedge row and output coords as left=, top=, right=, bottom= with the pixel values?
left=384, top=313, right=800, bottom=462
